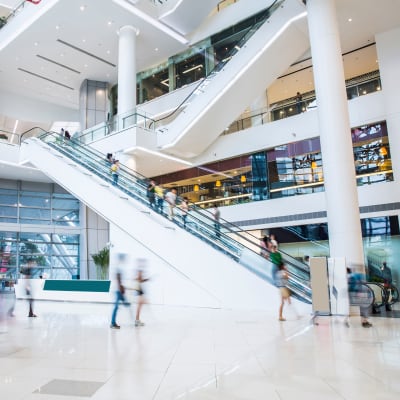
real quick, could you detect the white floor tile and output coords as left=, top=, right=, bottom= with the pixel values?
left=0, top=300, right=399, bottom=400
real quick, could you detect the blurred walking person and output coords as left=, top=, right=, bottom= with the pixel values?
left=110, top=253, right=127, bottom=329
left=212, top=204, right=221, bottom=238
left=23, top=259, right=37, bottom=317
left=133, top=258, right=149, bottom=327
left=164, top=188, right=177, bottom=220
left=155, top=184, right=164, bottom=214
left=275, top=263, right=291, bottom=321
left=111, top=160, right=120, bottom=186
left=147, top=180, right=156, bottom=209
left=180, top=197, right=190, bottom=228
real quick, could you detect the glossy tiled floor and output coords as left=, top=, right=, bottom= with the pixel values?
left=0, top=300, right=399, bottom=399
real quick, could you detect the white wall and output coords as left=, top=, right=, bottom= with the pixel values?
left=0, top=89, right=79, bottom=123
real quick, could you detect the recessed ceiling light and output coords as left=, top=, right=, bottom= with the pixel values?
left=155, top=47, right=158, bottom=51
left=107, top=21, right=113, bottom=26
left=82, top=38, right=86, bottom=43
left=34, top=42, right=39, bottom=46
left=348, top=18, right=352, bottom=22
left=55, top=25, right=60, bottom=30
left=80, top=5, right=86, bottom=11
left=60, top=53, right=64, bottom=57
left=84, top=64, right=88, bottom=68
left=106, top=50, right=110, bottom=54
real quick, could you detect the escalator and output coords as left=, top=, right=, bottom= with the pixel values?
left=154, top=0, right=309, bottom=158
left=22, top=132, right=312, bottom=305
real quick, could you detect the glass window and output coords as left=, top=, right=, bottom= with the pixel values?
left=16, top=232, right=80, bottom=279
left=175, top=51, right=206, bottom=89
left=267, top=139, right=323, bottom=198
left=0, top=188, right=18, bottom=205
left=0, top=206, right=17, bottom=218
left=141, top=67, right=169, bottom=102
left=20, top=208, right=51, bottom=221
left=352, top=121, right=393, bottom=185
left=251, top=152, right=268, bottom=201
left=52, top=197, right=79, bottom=210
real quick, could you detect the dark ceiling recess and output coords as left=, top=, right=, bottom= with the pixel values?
left=18, top=68, right=74, bottom=90
left=36, top=55, right=81, bottom=74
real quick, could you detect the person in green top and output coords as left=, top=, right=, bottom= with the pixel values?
left=270, top=245, right=282, bottom=266
left=269, top=245, right=282, bottom=283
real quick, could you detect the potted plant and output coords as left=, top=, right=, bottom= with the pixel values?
left=91, top=246, right=110, bottom=280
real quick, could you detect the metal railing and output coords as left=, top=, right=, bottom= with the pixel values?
left=149, top=0, right=282, bottom=130
left=30, top=131, right=312, bottom=303
left=0, top=0, right=38, bottom=29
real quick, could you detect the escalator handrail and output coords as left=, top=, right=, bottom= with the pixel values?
left=30, top=131, right=312, bottom=301
left=32, top=132, right=308, bottom=273
left=149, top=0, right=281, bottom=130
left=19, top=126, right=48, bottom=145
left=33, top=130, right=310, bottom=276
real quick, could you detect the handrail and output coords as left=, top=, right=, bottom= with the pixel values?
left=29, top=131, right=311, bottom=302
left=149, top=0, right=281, bottom=130
left=75, top=111, right=156, bottom=144
left=269, top=70, right=381, bottom=113
left=19, top=127, right=48, bottom=144
left=1, top=0, right=30, bottom=26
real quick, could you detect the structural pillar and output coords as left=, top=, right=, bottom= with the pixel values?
left=306, top=0, right=364, bottom=268
left=117, top=25, right=138, bottom=115
left=375, top=28, right=400, bottom=183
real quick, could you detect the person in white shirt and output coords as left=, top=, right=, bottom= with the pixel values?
left=164, top=188, right=177, bottom=220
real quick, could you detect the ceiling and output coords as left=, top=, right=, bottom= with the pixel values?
left=0, top=0, right=193, bottom=111
left=0, top=0, right=398, bottom=116
left=1, top=0, right=400, bottom=184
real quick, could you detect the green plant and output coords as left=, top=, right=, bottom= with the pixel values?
left=91, top=246, right=110, bottom=280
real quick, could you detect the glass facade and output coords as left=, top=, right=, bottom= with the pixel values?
left=0, top=231, right=79, bottom=281
left=153, top=121, right=393, bottom=207
left=0, top=187, right=79, bottom=226
left=0, top=181, right=81, bottom=282
left=267, top=216, right=400, bottom=293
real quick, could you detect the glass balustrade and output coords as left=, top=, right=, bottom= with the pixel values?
left=33, top=131, right=312, bottom=302
left=151, top=0, right=283, bottom=130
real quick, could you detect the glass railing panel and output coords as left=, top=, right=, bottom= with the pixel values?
left=153, top=0, right=283, bottom=129
left=268, top=72, right=381, bottom=123
left=34, top=131, right=312, bottom=302
left=17, top=127, right=47, bottom=144
left=76, top=112, right=156, bottom=144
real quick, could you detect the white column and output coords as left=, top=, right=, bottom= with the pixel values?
left=376, top=28, right=400, bottom=182
left=307, top=0, right=364, bottom=268
left=117, top=25, right=138, bottom=115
